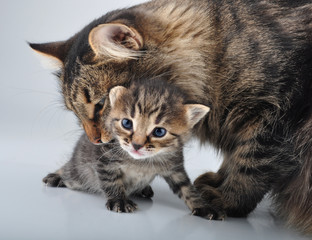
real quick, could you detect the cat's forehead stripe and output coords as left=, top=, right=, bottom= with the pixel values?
left=137, top=102, right=143, bottom=114
left=155, top=112, right=165, bottom=125
left=148, top=107, right=160, bottom=118
left=83, top=88, right=92, bottom=103
left=131, top=105, right=135, bottom=118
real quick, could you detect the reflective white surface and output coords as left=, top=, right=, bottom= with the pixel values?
left=1, top=138, right=309, bottom=240
left=0, top=0, right=310, bottom=239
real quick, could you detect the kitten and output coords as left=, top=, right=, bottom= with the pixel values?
left=43, top=80, right=219, bottom=217
left=30, top=0, right=312, bottom=234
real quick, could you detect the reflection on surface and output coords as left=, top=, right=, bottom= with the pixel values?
left=0, top=159, right=309, bottom=240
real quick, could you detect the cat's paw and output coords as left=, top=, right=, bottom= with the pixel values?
left=106, top=198, right=138, bottom=213
left=193, top=174, right=226, bottom=220
left=192, top=205, right=226, bottom=220
left=43, top=173, right=66, bottom=187
left=136, top=185, right=154, bottom=198
left=194, top=171, right=223, bottom=189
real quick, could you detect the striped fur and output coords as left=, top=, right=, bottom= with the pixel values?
left=31, top=0, right=312, bottom=234
left=43, top=80, right=215, bottom=217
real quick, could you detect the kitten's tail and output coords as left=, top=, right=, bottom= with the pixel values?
left=274, top=118, right=312, bottom=235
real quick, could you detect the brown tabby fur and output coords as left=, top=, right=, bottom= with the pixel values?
left=43, top=80, right=216, bottom=217
left=30, top=0, right=312, bottom=234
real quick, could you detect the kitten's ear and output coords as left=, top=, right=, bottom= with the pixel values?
left=28, top=40, right=72, bottom=68
left=184, top=104, right=210, bottom=128
left=88, top=23, right=143, bottom=59
left=109, top=86, right=127, bottom=107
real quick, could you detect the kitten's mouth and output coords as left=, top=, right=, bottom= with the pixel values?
left=130, top=149, right=144, bottom=156
left=121, top=144, right=152, bottom=159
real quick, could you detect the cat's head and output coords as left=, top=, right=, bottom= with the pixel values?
left=29, top=9, right=208, bottom=144
left=29, top=20, right=146, bottom=144
left=106, top=80, right=210, bottom=159
left=29, top=18, right=163, bottom=144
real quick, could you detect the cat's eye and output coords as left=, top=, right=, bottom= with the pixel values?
left=152, top=127, right=167, bottom=138
left=122, top=118, right=133, bottom=130
left=94, top=97, right=106, bottom=115
left=95, top=97, right=105, bottom=108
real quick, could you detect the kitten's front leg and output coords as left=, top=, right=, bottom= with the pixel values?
left=43, top=172, right=66, bottom=187
left=162, top=165, right=224, bottom=220
left=133, top=185, right=154, bottom=199
left=106, top=197, right=137, bottom=213
left=97, top=163, right=137, bottom=213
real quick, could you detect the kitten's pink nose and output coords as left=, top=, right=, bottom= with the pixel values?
left=132, top=143, right=143, bottom=151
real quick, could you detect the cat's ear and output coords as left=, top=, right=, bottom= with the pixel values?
left=88, top=23, right=143, bottom=59
left=109, top=86, right=127, bottom=107
left=28, top=41, right=71, bottom=68
left=184, top=104, right=210, bottom=128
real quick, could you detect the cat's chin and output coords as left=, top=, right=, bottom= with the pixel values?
left=128, top=152, right=152, bottom=160
left=121, top=145, right=159, bottom=160
left=127, top=149, right=157, bottom=160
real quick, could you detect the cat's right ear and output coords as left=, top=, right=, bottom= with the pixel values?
left=88, top=23, right=143, bottom=60
left=28, top=41, right=71, bottom=68
left=109, top=86, right=127, bottom=107
left=184, top=104, right=210, bottom=128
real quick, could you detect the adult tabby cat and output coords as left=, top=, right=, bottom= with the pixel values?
left=43, top=80, right=215, bottom=216
left=30, top=0, right=312, bottom=234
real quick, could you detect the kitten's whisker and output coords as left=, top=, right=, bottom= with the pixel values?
left=98, top=145, right=120, bottom=160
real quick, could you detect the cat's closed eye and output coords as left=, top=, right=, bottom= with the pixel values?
left=95, top=97, right=106, bottom=112
left=93, top=97, right=106, bottom=122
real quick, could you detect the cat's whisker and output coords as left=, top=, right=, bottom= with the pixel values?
left=60, top=128, right=83, bottom=139
left=30, top=100, right=71, bottom=137
left=0, top=84, right=59, bottom=97
left=98, top=144, right=121, bottom=160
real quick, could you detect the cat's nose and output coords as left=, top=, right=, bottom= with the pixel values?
left=94, top=138, right=102, bottom=144
left=132, top=143, right=143, bottom=151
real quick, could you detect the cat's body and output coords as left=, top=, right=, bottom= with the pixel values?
left=44, top=80, right=215, bottom=216
left=30, top=0, right=312, bottom=234
left=45, top=134, right=206, bottom=214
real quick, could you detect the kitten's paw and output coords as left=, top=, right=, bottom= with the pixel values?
left=106, top=198, right=138, bottom=213
left=192, top=206, right=226, bottom=220
left=139, top=185, right=154, bottom=198
left=43, top=173, right=66, bottom=187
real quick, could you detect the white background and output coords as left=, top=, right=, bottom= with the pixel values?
left=0, top=0, right=309, bottom=239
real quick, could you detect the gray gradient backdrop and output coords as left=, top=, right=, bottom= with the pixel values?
left=0, top=1, right=309, bottom=239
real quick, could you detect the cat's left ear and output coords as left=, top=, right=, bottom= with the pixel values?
left=88, top=23, right=143, bottom=59
left=184, top=104, right=210, bottom=128
left=28, top=40, right=73, bottom=69
left=109, top=86, right=127, bottom=107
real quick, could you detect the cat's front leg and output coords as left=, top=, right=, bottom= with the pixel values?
left=162, top=165, right=224, bottom=219
left=106, top=198, right=137, bottom=213
left=97, top=163, right=137, bottom=213
left=103, top=181, right=138, bottom=213
left=195, top=127, right=295, bottom=217
left=195, top=151, right=269, bottom=217
left=133, top=185, right=154, bottom=199
left=43, top=172, right=66, bottom=187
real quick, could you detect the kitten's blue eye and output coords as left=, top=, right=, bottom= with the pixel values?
left=153, top=128, right=167, bottom=137
left=122, top=118, right=133, bottom=130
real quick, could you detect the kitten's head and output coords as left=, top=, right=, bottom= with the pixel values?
left=106, top=80, right=210, bottom=159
